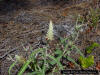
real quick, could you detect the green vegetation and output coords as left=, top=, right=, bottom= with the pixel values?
left=86, top=42, right=100, bottom=54
left=88, top=8, right=100, bottom=27
left=78, top=7, right=100, bottom=33
left=8, top=7, right=100, bottom=75
left=79, top=55, right=94, bottom=69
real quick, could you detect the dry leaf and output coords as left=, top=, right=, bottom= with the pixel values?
left=68, top=62, right=75, bottom=68
left=96, top=61, right=100, bottom=70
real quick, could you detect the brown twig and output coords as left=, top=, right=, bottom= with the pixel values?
left=0, top=46, right=21, bottom=59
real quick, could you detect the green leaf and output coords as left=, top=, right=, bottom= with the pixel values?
left=86, top=49, right=92, bottom=54
left=60, top=38, right=68, bottom=46
left=86, top=42, right=100, bottom=54
left=47, top=59, right=56, bottom=65
left=25, top=71, right=44, bottom=75
left=18, top=60, right=31, bottom=75
left=73, top=45, right=84, bottom=57
left=67, top=56, right=79, bottom=67
left=55, top=49, right=63, bottom=55
left=79, top=55, right=94, bottom=69
left=47, top=49, right=63, bottom=65
left=47, top=54, right=63, bottom=70
left=91, top=42, right=100, bottom=47
left=30, top=48, right=44, bottom=59
left=8, top=61, right=17, bottom=75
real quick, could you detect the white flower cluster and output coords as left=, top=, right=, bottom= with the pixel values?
left=46, top=20, right=54, bottom=41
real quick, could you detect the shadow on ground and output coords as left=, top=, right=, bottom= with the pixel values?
left=0, top=0, right=31, bottom=15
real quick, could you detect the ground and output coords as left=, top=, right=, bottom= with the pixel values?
left=0, top=0, right=100, bottom=75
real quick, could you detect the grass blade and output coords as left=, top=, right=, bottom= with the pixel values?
left=8, top=61, right=17, bottom=75
left=67, top=56, right=79, bottom=67
left=18, top=60, right=31, bottom=75
left=47, top=54, right=63, bottom=70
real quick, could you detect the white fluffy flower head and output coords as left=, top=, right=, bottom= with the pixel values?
left=46, top=20, right=54, bottom=41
